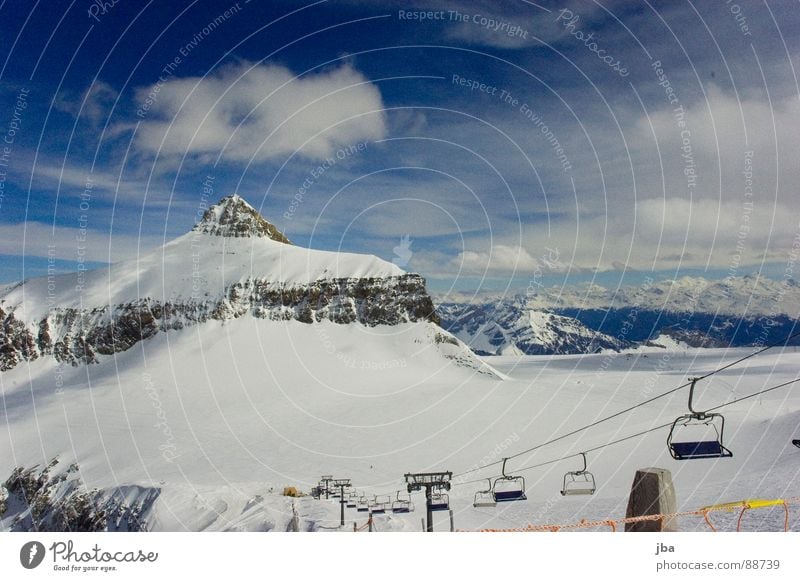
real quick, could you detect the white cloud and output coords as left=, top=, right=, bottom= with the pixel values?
left=633, top=85, right=800, bottom=207
left=0, top=222, right=163, bottom=263
left=443, top=2, right=608, bottom=50
left=447, top=244, right=565, bottom=275
left=134, top=62, right=387, bottom=163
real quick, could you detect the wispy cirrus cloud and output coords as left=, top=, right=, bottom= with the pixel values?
left=54, top=80, right=118, bottom=124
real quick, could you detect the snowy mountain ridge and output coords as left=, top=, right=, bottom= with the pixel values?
left=0, top=195, right=480, bottom=372
left=436, top=272, right=800, bottom=356
left=438, top=274, right=800, bottom=317
left=438, top=298, right=629, bottom=356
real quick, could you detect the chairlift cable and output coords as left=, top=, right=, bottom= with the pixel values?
left=453, top=326, right=800, bottom=479
left=459, top=374, right=800, bottom=486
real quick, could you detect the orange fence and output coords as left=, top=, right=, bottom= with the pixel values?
left=461, top=496, right=800, bottom=532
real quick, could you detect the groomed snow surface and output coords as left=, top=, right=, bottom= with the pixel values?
left=2, top=316, right=799, bottom=532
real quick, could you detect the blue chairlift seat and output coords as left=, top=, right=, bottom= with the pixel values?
left=392, top=492, right=414, bottom=513
left=430, top=493, right=449, bottom=511
left=670, top=440, right=731, bottom=460
left=668, top=413, right=733, bottom=460
left=667, top=379, right=734, bottom=461
left=494, top=488, right=527, bottom=502
left=371, top=495, right=390, bottom=514
left=492, top=459, right=527, bottom=503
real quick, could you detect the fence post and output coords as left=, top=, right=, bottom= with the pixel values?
left=625, top=467, right=678, bottom=532
left=449, top=509, right=454, bottom=532
left=290, top=501, right=300, bottom=532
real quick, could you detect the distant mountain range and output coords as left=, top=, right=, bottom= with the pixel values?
left=436, top=275, right=800, bottom=355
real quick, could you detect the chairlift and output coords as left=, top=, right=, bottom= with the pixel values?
left=667, top=378, right=733, bottom=460
left=356, top=496, right=370, bottom=512
left=473, top=479, right=497, bottom=508
left=492, top=458, right=527, bottom=502
left=560, top=452, right=596, bottom=496
left=430, top=491, right=450, bottom=512
left=346, top=491, right=358, bottom=508
left=370, top=495, right=389, bottom=514
left=391, top=491, right=415, bottom=513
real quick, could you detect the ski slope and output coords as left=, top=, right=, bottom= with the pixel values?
left=2, top=315, right=800, bottom=531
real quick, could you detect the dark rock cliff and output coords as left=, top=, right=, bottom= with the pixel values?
left=1, top=274, right=439, bottom=370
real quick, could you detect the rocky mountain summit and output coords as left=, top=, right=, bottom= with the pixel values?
left=192, top=194, right=292, bottom=242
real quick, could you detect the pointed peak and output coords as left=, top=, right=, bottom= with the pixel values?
left=192, top=195, right=291, bottom=243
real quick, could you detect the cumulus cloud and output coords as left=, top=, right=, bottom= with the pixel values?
left=448, top=244, right=571, bottom=275
left=134, top=62, right=387, bottom=163
left=633, top=85, right=800, bottom=207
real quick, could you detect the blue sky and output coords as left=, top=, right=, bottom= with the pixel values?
left=1, top=0, right=798, bottom=293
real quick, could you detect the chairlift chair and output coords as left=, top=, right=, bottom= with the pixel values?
left=473, top=479, right=497, bottom=508
left=430, top=490, right=450, bottom=512
left=560, top=452, right=596, bottom=496
left=667, top=378, right=733, bottom=460
left=792, top=439, right=800, bottom=449
left=346, top=491, right=358, bottom=508
left=391, top=491, right=415, bottom=513
left=492, top=458, right=527, bottom=502
left=370, top=495, right=388, bottom=514
left=356, top=496, right=370, bottom=512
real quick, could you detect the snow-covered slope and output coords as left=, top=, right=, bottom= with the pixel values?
left=3, top=337, right=799, bottom=531
left=438, top=299, right=629, bottom=355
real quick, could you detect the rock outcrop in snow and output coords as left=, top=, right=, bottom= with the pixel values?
left=192, top=194, right=292, bottom=242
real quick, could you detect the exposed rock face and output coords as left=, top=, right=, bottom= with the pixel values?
left=0, top=306, right=40, bottom=370
left=192, top=194, right=291, bottom=242
left=1, top=275, right=439, bottom=369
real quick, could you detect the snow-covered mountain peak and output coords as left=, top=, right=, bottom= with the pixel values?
left=192, top=194, right=291, bottom=243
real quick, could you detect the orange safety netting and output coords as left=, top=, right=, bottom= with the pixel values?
left=353, top=516, right=374, bottom=532
left=459, top=496, right=800, bottom=532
